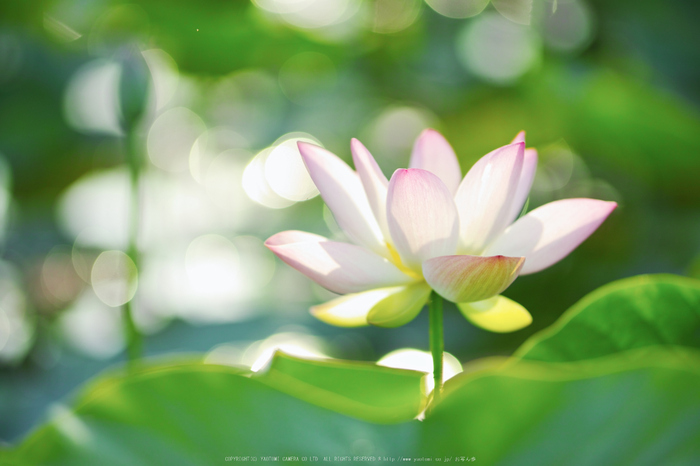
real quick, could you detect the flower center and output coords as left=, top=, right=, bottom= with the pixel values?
left=386, top=242, right=422, bottom=280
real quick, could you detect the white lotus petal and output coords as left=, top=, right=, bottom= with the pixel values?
left=454, top=142, right=524, bottom=254
left=266, top=231, right=414, bottom=294
left=298, top=142, right=388, bottom=257
left=511, top=130, right=526, bottom=144
left=506, top=147, right=538, bottom=224
left=351, top=138, right=391, bottom=239
left=484, top=198, right=617, bottom=274
left=409, top=129, right=462, bottom=195
left=387, top=169, right=459, bottom=273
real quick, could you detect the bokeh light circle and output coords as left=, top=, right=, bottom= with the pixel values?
left=59, top=168, right=130, bottom=250
left=0, top=262, right=32, bottom=364
left=242, top=148, right=297, bottom=209
left=541, top=0, right=594, bottom=53
left=456, top=12, right=541, bottom=84
left=147, top=107, right=206, bottom=173
left=189, top=127, right=248, bottom=184
left=264, top=134, right=321, bottom=201
left=64, top=59, right=122, bottom=136
left=425, top=0, right=489, bottom=19
left=364, top=106, right=438, bottom=161
left=371, top=0, right=422, bottom=34
left=141, top=48, right=179, bottom=111
left=59, top=290, right=124, bottom=358
left=185, top=234, right=240, bottom=303
left=492, top=0, right=534, bottom=25
left=255, top=0, right=359, bottom=29
left=91, top=250, right=138, bottom=307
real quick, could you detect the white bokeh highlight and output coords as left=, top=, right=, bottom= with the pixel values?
left=456, top=12, right=541, bottom=84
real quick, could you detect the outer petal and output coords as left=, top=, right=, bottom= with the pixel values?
left=351, top=138, right=390, bottom=239
left=310, top=289, right=384, bottom=327
left=506, top=148, right=538, bottom=224
left=422, top=254, right=525, bottom=303
left=311, top=285, right=426, bottom=328
left=483, top=198, right=617, bottom=275
left=511, top=130, right=526, bottom=144
left=265, top=231, right=415, bottom=294
left=367, top=282, right=432, bottom=328
left=454, top=142, right=524, bottom=254
left=265, top=230, right=327, bottom=246
left=409, top=129, right=462, bottom=195
left=387, top=169, right=459, bottom=273
left=458, top=295, right=532, bottom=333
left=298, top=142, right=388, bottom=257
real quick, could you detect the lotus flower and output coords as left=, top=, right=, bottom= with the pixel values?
left=265, top=130, right=616, bottom=332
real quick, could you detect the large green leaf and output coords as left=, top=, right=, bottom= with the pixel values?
left=516, top=274, right=700, bottom=362
left=423, top=348, right=700, bottom=465
left=10, top=348, right=700, bottom=465
left=255, top=352, right=427, bottom=423
left=11, top=362, right=417, bottom=465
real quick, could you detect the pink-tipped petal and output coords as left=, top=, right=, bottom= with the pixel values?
left=351, top=138, right=391, bottom=239
left=265, top=231, right=415, bottom=294
left=511, top=130, right=526, bottom=144
left=423, top=254, right=525, bottom=303
left=409, top=129, right=462, bottom=195
left=298, top=142, right=387, bottom=257
left=484, top=199, right=618, bottom=274
left=387, top=169, right=459, bottom=273
left=454, top=142, right=525, bottom=254
left=506, top=148, right=538, bottom=224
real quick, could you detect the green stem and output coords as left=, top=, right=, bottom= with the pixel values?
left=124, top=130, right=143, bottom=364
left=429, top=291, right=444, bottom=404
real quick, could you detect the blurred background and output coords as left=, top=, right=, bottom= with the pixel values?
left=1, top=0, right=699, bottom=443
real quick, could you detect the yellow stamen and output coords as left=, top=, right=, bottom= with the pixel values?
left=386, top=242, right=422, bottom=280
